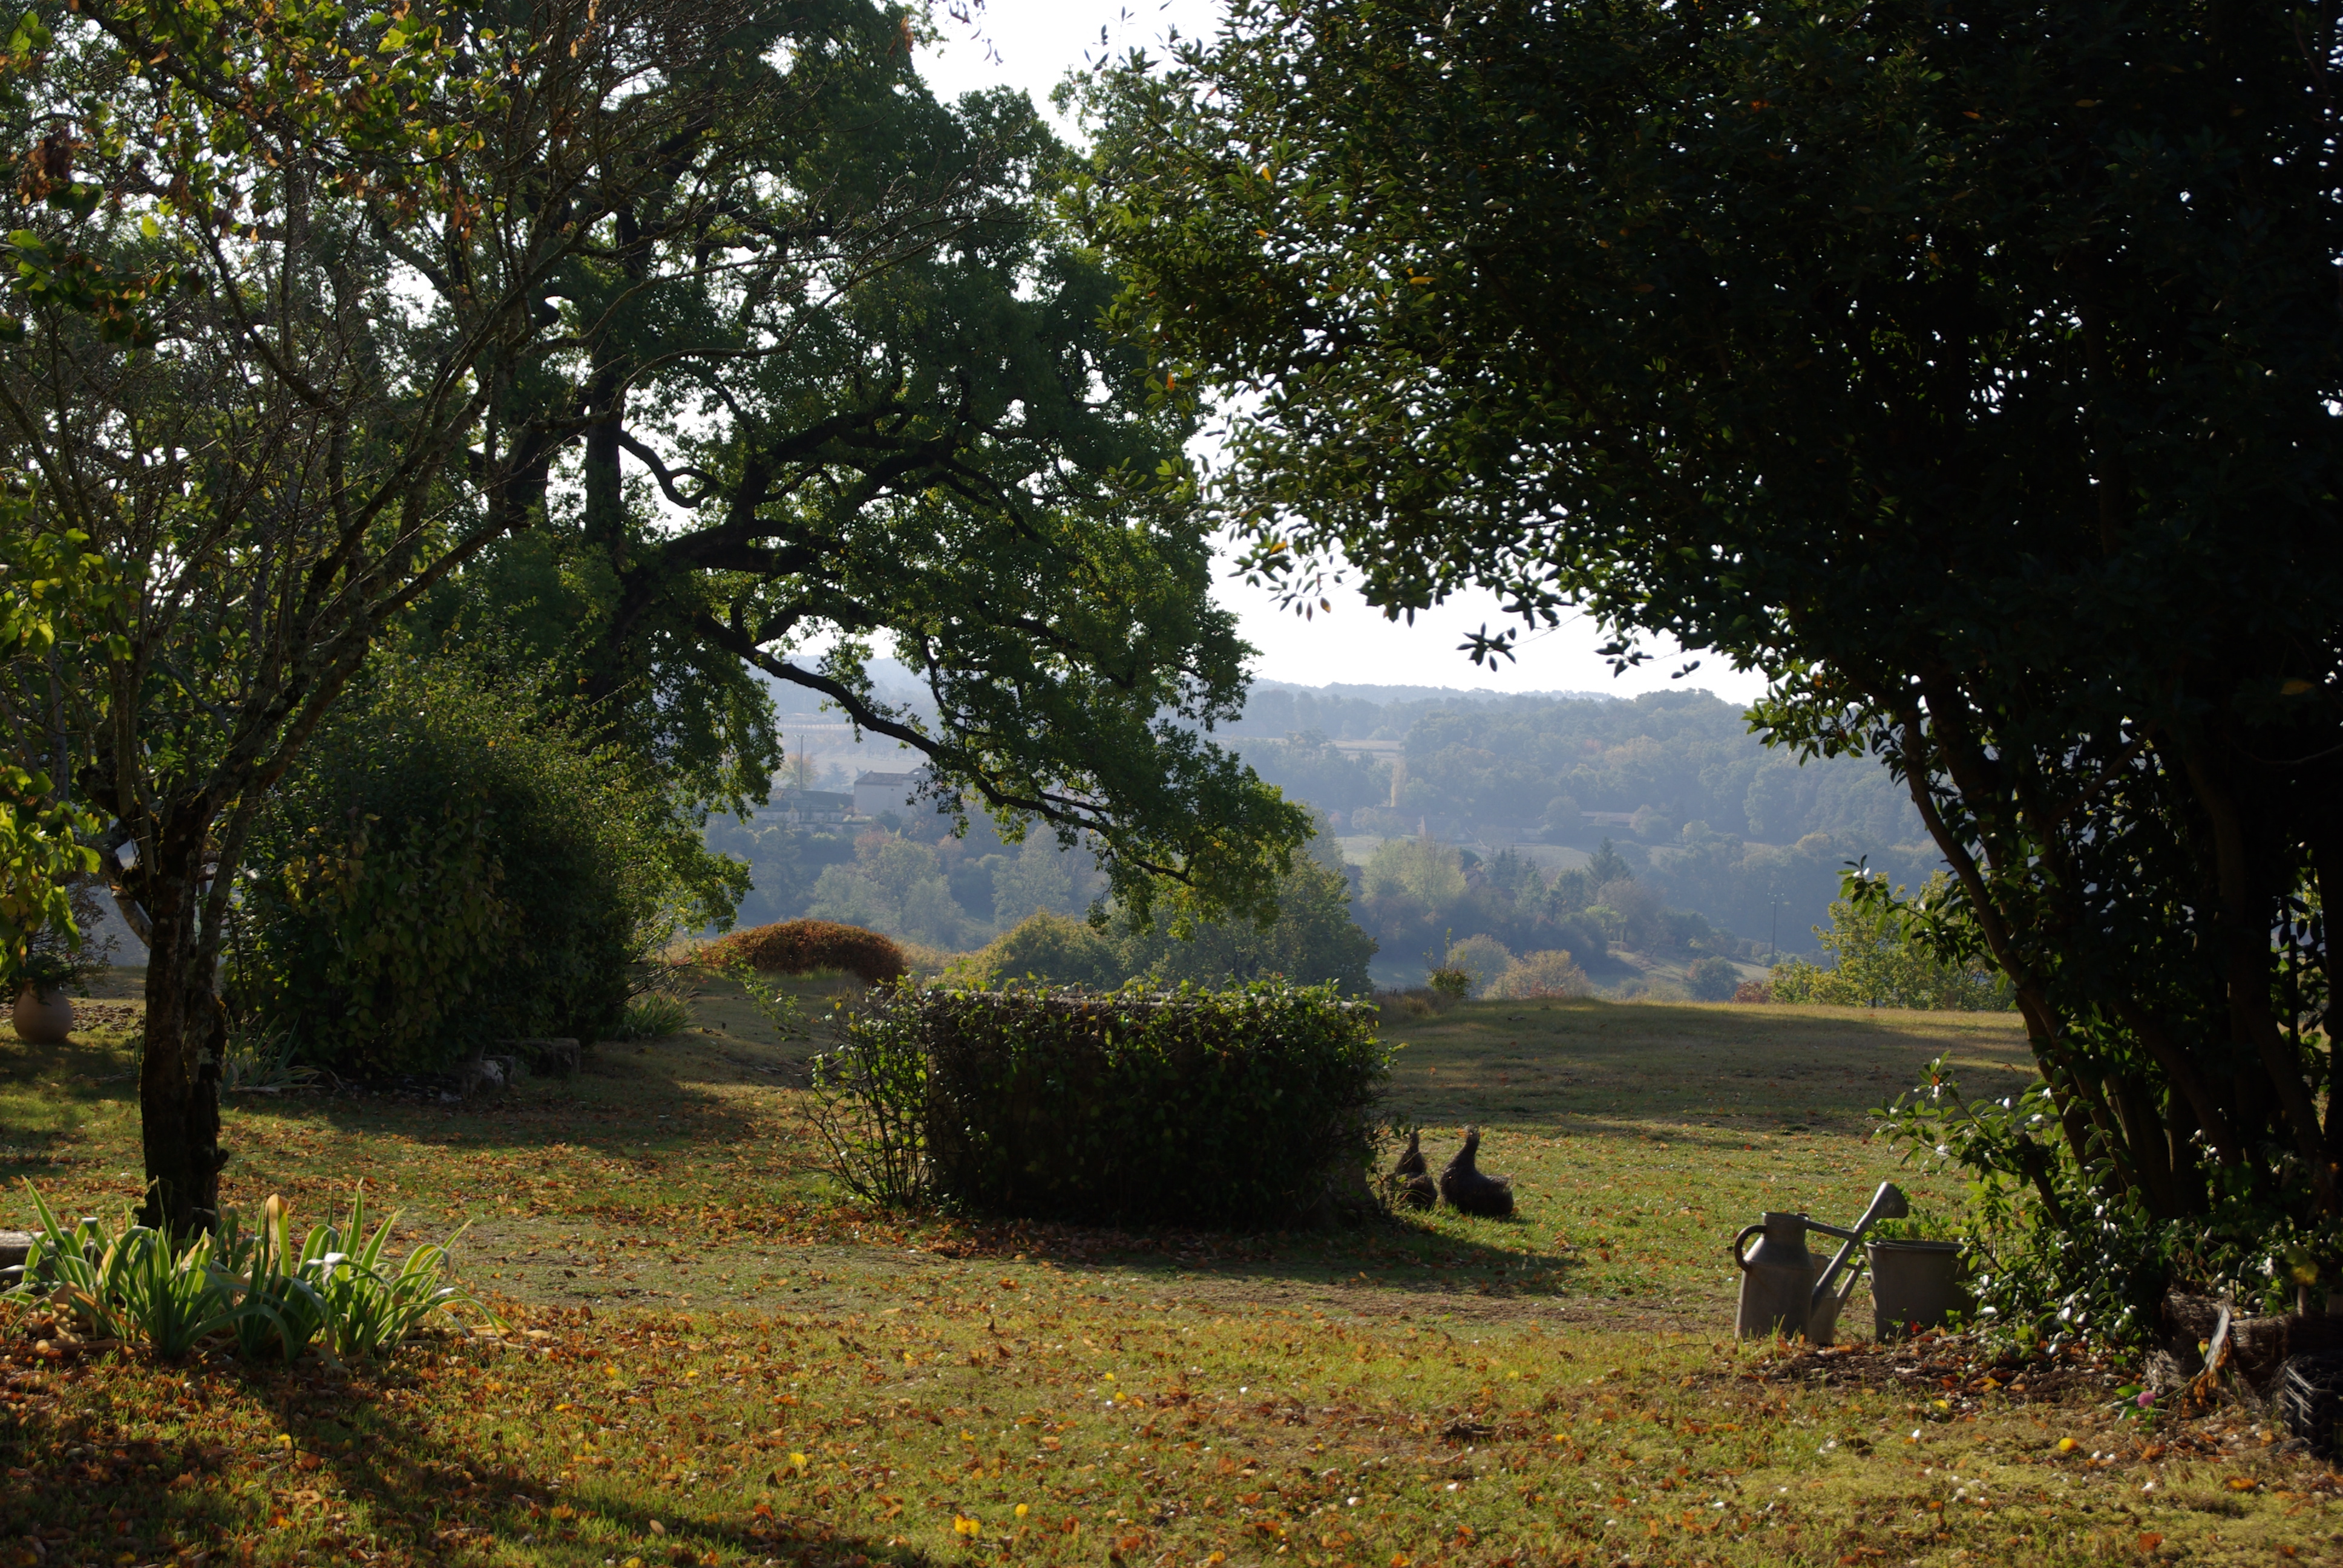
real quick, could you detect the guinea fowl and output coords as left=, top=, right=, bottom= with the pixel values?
left=1438, top=1126, right=1515, bottom=1218
left=1389, top=1129, right=1437, bottom=1210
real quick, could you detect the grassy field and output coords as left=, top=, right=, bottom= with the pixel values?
left=3, top=976, right=2338, bottom=1566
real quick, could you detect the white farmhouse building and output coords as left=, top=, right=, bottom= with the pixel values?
left=852, top=769, right=921, bottom=819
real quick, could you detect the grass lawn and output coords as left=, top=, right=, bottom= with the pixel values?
left=3, top=978, right=2337, bottom=1566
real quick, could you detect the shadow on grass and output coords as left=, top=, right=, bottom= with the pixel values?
left=1, top=1339, right=929, bottom=1568
left=0, top=1033, right=145, bottom=1197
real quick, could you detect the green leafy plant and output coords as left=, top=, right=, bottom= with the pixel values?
left=612, top=992, right=693, bottom=1042
left=226, top=1196, right=330, bottom=1364
left=1876, top=1062, right=2179, bottom=1348
left=807, top=988, right=932, bottom=1210
left=818, top=980, right=1389, bottom=1226
left=305, top=1187, right=481, bottom=1362
left=1425, top=933, right=1473, bottom=1000
left=9, top=1181, right=479, bottom=1363
left=234, top=658, right=739, bottom=1075
left=1769, top=872, right=2008, bottom=1011
left=220, top=1025, right=318, bottom=1094
left=15, top=1184, right=247, bottom=1358
left=1683, top=956, right=1741, bottom=1003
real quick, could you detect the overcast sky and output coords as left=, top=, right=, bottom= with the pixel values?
left=916, top=4, right=1765, bottom=704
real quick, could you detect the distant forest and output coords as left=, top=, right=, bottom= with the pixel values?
left=704, top=676, right=1944, bottom=987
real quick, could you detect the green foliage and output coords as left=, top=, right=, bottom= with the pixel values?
left=1080, top=0, right=2343, bottom=1316
left=1768, top=872, right=2009, bottom=1011
left=0, top=505, right=113, bottom=992
left=1363, top=838, right=1467, bottom=909
left=400, top=0, right=1313, bottom=931
left=8, top=1182, right=476, bottom=1363
left=816, top=982, right=1388, bottom=1226
left=951, top=912, right=1127, bottom=990
left=219, top=1026, right=318, bottom=1095
left=806, top=835, right=978, bottom=951
left=1442, top=935, right=1514, bottom=999
left=951, top=840, right=1378, bottom=995
left=1119, top=844, right=1377, bottom=993
left=1484, top=950, right=1592, bottom=1001
left=1684, top=956, right=1742, bottom=1003
left=234, top=660, right=740, bottom=1073
left=612, top=993, right=693, bottom=1043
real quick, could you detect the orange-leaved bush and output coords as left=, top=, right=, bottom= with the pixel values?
left=703, top=919, right=906, bottom=985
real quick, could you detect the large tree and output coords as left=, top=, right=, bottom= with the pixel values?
left=0, top=0, right=661, bottom=1230
left=1081, top=0, right=2343, bottom=1305
left=0, top=0, right=1298, bottom=1232
left=417, top=1, right=1299, bottom=926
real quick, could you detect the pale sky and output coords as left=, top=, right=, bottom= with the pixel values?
left=918, top=3, right=1766, bottom=704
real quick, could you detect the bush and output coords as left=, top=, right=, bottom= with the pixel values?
left=234, top=659, right=739, bottom=1073
left=811, top=981, right=1388, bottom=1226
left=1732, top=979, right=1772, bottom=1003
left=1685, top=955, right=1741, bottom=1001
left=1443, top=933, right=1514, bottom=998
left=1766, top=872, right=2011, bottom=1010
left=701, top=918, right=908, bottom=985
left=945, top=911, right=1124, bottom=988
left=1119, top=848, right=1378, bottom=994
left=1484, top=950, right=1591, bottom=1000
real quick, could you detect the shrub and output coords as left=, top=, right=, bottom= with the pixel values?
left=1766, top=872, right=2011, bottom=1010
left=1732, top=978, right=1772, bottom=1003
left=234, top=659, right=737, bottom=1073
left=1685, top=955, right=1741, bottom=1001
left=811, top=981, right=1388, bottom=1226
left=1118, top=848, right=1378, bottom=994
left=944, top=911, right=1124, bottom=989
left=1443, top=934, right=1514, bottom=998
left=702, top=918, right=908, bottom=985
left=1485, top=950, right=1591, bottom=1000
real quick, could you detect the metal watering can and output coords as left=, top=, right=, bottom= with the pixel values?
left=1732, top=1181, right=1909, bottom=1342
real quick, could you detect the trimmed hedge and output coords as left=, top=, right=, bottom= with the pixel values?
left=813, top=981, right=1387, bottom=1226
left=704, top=918, right=906, bottom=985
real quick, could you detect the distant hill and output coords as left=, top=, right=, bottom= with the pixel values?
left=712, top=665, right=1941, bottom=985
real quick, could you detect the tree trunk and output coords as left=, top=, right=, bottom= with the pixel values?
left=135, top=811, right=228, bottom=1235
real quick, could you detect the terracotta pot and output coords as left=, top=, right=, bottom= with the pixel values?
left=11, top=984, right=73, bottom=1045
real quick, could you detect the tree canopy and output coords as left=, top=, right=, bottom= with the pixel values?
left=1081, top=0, right=2343, bottom=1316
left=0, top=0, right=1302, bottom=1231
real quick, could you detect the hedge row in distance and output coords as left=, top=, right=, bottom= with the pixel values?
left=820, top=981, right=1388, bottom=1227
left=703, top=918, right=907, bottom=985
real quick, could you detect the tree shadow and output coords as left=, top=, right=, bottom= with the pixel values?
left=1, top=1338, right=932, bottom=1567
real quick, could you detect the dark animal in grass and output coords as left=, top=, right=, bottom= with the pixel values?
left=1389, top=1129, right=1437, bottom=1210
left=1439, top=1126, right=1515, bottom=1218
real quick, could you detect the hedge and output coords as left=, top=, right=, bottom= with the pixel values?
left=811, top=981, right=1388, bottom=1227
left=703, top=918, right=906, bottom=985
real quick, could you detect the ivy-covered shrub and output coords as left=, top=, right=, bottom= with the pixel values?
left=702, top=918, right=908, bottom=985
left=812, top=981, right=1388, bottom=1226
left=233, top=659, right=742, bottom=1073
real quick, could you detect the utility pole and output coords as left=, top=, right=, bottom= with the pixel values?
left=1769, top=900, right=1778, bottom=960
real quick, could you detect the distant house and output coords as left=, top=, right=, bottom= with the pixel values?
left=774, top=788, right=853, bottom=825
left=852, top=770, right=922, bottom=819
